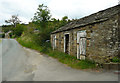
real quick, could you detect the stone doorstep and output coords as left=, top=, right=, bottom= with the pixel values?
left=114, top=71, right=120, bottom=74
left=103, top=63, right=120, bottom=71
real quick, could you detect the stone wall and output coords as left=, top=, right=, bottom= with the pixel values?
left=51, top=14, right=119, bottom=63
left=86, top=14, right=119, bottom=63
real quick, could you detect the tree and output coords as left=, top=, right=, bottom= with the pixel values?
left=31, top=4, right=52, bottom=45
left=5, top=15, right=21, bottom=27
left=12, top=24, right=25, bottom=37
left=62, top=16, right=68, bottom=21
left=32, top=4, right=51, bottom=29
left=59, top=16, right=70, bottom=27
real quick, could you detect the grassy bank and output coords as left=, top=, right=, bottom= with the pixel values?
left=17, top=37, right=96, bottom=69
left=0, top=39, right=2, bottom=43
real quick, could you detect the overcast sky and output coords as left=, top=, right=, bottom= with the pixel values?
left=0, top=0, right=118, bottom=25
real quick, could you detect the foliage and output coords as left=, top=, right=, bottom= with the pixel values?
left=12, top=24, right=26, bottom=37
left=0, top=33, right=5, bottom=38
left=32, top=4, right=51, bottom=29
left=9, top=33, right=12, bottom=38
left=31, top=5, right=70, bottom=46
left=31, top=4, right=70, bottom=46
left=5, top=15, right=21, bottom=27
left=3, top=15, right=24, bottom=38
left=2, top=25, right=13, bottom=33
left=31, top=4, right=52, bottom=46
left=60, top=16, right=70, bottom=27
left=2, top=24, right=26, bottom=38
left=111, top=56, right=120, bottom=63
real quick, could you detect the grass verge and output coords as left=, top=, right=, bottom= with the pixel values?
left=17, top=37, right=96, bottom=69
left=0, top=39, right=2, bottom=43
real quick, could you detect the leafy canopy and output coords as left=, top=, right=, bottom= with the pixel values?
left=32, top=4, right=51, bottom=26
left=5, top=15, right=21, bottom=27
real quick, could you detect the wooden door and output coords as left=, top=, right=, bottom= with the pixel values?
left=53, top=35, right=56, bottom=50
left=77, top=31, right=86, bottom=59
left=79, top=37, right=86, bottom=55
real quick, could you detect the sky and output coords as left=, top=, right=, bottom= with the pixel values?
left=0, top=0, right=119, bottom=25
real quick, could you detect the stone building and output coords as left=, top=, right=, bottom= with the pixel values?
left=51, top=5, right=120, bottom=63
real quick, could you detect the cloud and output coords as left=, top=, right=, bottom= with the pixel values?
left=48, top=0, right=118, bottom=19
left=0, top=0, right=39, bottom=25
left=0, top=0, right=118, bottom=25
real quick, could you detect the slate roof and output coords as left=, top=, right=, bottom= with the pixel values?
left=51, top=4, right=120, bottom=34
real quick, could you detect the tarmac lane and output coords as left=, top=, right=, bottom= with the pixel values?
left=2, top=39, right=34, bottom=81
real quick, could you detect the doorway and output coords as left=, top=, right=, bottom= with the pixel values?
left=64, top=34, right=70, bottom=54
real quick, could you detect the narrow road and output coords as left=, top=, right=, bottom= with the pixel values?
left=0, top=39, right=119, bottom=81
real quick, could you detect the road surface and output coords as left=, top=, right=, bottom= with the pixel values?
left=0, top=39, right=119, bottom=81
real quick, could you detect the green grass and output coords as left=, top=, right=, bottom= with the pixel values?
left=17, top=37, right=96, bottom=69
left=48, top=50, right=96, bottom=69
left=0, top=39, right=2, bottom=43
left=17, top=37, right=43, bottom=51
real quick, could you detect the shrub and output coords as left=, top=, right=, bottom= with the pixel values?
left=111, top=57, right=120, bottom=63
left=1, top=33, right=5, bottom=38
left=13, top=24, right=25, bottom=37
left=9, top=33, right=13, bottom=38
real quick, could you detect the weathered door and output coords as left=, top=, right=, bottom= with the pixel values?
left=79, top=37, right=86, bottom=55
left=77, top=31, right=86, bottom=59
left=53, top=35, right=56, bottom=50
